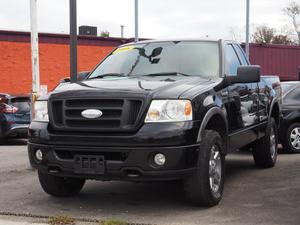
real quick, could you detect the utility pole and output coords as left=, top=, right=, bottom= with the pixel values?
left=70, top=0, right=78, bottom=82
left=120, top=25, right=125, bottom=38
left=245, top=0, right=250, bottom=59
left=134, top=0, right=139, bottom=42
left=30, top=0, right=40, bottom=99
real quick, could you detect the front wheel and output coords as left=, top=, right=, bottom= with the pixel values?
left=184, top=130, right=225, bottom=207
left=38, top=171, right=85, bottom=197
left=282, top=123, right=300, bottom=153
left=253, top=118, right=278, bottom=168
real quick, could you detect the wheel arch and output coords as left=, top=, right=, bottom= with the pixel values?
left=289, top=117, right=300, bottom=126
left=280, top=112, right=300, bottom=142
left=269, top=99, right=280, bottom=128
left=284, top=111, right=300, bottom=125
left=197, top=107, right=229, bottom=154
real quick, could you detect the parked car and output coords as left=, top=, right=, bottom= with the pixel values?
left=28, top=39, right=281, bottom=207
left=0, top=93, right=31, bottom=143
left=279, top=81, right=300, bottom=153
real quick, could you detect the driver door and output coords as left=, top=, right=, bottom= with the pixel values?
left=225, top=43, right=259, bottom=150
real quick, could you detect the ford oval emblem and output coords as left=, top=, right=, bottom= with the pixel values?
left=81, top=109, right=103, bottom=119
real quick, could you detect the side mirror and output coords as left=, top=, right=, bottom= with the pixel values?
left=228, top=65, right=261, bottom=84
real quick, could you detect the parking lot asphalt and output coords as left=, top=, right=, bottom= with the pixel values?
left=0, top=140, right=299, bottom=225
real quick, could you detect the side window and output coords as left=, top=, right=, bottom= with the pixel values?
left=225, top=44, right=241, bottom=76
left=234, top=44, right=249, bottom=65
left=286, top=87, right=300, bottom=101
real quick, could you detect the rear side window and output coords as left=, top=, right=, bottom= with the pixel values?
left=225, top=44, right=241, bottom=75
left=11, top=98, right=31, bottom=112
left=262, top=77, right=280, bottom=89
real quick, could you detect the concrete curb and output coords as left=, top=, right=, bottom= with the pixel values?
left=0, top=219, right=46, bottom=225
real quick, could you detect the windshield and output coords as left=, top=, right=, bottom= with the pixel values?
left=88, top=41, right=220, bottom=79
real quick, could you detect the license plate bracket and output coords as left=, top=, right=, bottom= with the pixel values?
left=74, top=155, right=105, bottom=174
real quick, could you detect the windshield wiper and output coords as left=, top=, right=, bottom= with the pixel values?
left=89, top=73, right=127, bottom=80
left=141, top=72, right=191, bottom=77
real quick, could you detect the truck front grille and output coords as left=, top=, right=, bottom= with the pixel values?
left=49, top=97, right=144, bottom=132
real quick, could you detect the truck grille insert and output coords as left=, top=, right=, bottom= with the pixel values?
left=49, top=97, right=144, bottom=132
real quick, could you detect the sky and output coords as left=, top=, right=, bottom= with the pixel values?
left=0, top=0, right=298, bottom=42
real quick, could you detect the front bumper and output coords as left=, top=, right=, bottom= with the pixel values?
left=28, top=142, right=199, bottom=181
left=5, top=124, right=29, bottom=138
left=28, top=121, right=201, bottom=181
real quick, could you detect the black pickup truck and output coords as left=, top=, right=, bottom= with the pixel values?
left=28, top=39, right=281, bottom=206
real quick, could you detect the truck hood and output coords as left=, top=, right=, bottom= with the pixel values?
left=52, top=76, right=217, bottom=99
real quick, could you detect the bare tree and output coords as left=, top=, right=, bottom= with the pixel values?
left=283, top=1, right=300, bottom=44
left=280, top=25, right=297, bottom=41
left=272, top=35, right=293, bottom=45
left=252, top=25, right=275, bottom=44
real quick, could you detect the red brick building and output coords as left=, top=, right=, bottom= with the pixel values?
left=0, top=30, right=300, bottom=95
left=0, top=30, right=131, bottom=95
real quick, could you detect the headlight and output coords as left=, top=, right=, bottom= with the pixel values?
left=33, top=101, right=49, bottom=122
left=145, top=100, right=192, bottom=123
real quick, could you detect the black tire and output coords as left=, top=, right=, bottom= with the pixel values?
left=282, top=122, right=300, bottom=153
left=184, top=130, right=225, bottom=207
left=38, top=170, right=85, bottom=197
left=0, top=137, right=5, bottom=145
left=253, top=118, right=278, bottom=168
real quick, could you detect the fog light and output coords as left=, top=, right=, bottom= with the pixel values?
left=154, top=153, right=166, bottom=166
left=35, top=149, right=43, bottom=161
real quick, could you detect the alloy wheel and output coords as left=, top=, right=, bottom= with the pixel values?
left=209, top=145, right=222, bottom=196
left=290, top=127, right=300, bottom=150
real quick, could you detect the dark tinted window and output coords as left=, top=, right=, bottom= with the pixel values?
left=225, top=44, right=241, bottom=75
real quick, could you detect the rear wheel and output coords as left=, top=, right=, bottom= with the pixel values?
left=38, top=170, right=85, bottom=197
left=253, top=118, right=278, bottom=168
left=184, top=130, right=225, bottom=207
left=282, top=123, right=300, bottom=153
